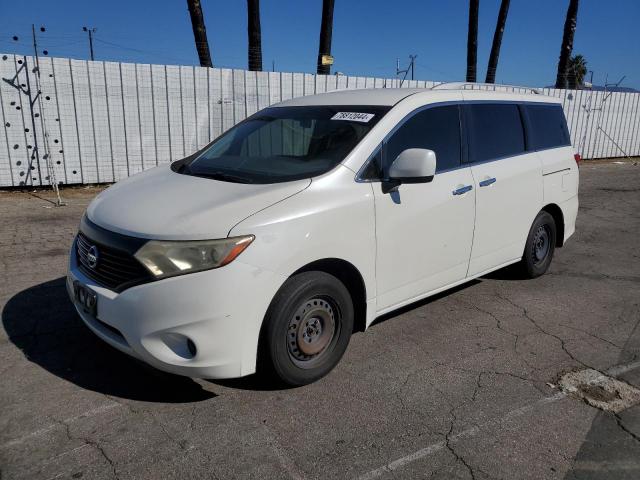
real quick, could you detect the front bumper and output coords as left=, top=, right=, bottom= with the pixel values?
left=66, top=239, right=285, bottom=379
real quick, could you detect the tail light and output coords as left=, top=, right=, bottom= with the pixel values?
left=574, top=153, right=581, bottom=165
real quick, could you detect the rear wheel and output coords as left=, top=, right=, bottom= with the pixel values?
left=518, top=211, right=557, bottom=278
left=259, top=271, right=354, bottom=386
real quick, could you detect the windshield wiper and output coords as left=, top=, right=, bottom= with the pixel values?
left=197, top=171, right=255, bottom=184
left=177, top=162, right=191, bottom=174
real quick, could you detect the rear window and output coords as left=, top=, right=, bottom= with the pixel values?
left=466, top=104, right=525, bottom=163
left=525, top=104, right=571, bottom=150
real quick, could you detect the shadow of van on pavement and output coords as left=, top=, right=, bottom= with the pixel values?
left=2, top=277, right=215, bottom=403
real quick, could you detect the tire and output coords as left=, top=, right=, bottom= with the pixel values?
left=259, top=271, right=354, bottom=386
left=518, top=211, right=557, bottom=279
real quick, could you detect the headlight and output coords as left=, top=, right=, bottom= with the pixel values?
left=134, top=235, right=254, bottom=279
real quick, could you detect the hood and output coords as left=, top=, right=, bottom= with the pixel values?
left=87, top=165, right=311, bottom=240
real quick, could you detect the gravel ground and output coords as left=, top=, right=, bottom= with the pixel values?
left=1, top=161, right=639, bottom=480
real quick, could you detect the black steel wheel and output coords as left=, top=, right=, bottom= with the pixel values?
left=259, top=271, right=354, bottom=386
left=518, top=211, right=557, bottom=278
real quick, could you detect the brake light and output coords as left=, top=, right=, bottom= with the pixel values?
left=574, top=153, right=581, bottom=165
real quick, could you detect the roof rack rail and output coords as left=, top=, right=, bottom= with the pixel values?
left=431, top=82, right=540, bottom=95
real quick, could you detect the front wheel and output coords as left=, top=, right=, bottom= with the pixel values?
left=259, top=271, right=354, bottom=386
left=517, top=211, right=557, bottom=278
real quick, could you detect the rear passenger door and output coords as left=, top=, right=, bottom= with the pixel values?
left=465, top=103, right=543, bottom=277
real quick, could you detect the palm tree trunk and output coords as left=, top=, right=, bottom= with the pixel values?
left=485, top=0, right=510, bottom=83
left=555, top=0, right=580, bottom=89
left=317, top=0, right=335, bottom=75
left=466, top=0, right=479, bottom=82
left=186, top=0, right=213, bottom=68
left=247, top=0, right=262, bottom=71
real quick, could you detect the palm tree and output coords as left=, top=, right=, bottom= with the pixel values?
left=186, top=0, right=213, bottom=67
left=317, top=0, right=335, bottom=75
left=555, top=0, right=580, bottom=89
left=567, top=54, right=587, bottom=89
left=466, top=0, right=479, bottom=82
left=247, top=0, right=262, bottom=71
left=485, top=0, right=510, bottom=83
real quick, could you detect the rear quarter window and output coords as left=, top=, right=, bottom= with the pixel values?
left=525, top=104, right=571, bottom=150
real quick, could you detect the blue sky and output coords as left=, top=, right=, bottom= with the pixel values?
left=1, top=0, right=638, bottom=88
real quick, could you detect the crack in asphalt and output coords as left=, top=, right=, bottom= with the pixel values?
left=614, top=413, right=640, bottom=444
left=448, top=298, right=554, bottom=396
left=103, top=393, right=193, bottom=452
left=548, top=270, right=640, bottom=284
left=559, top=323, right=624, bottom=350
left=444, top=399, right=488, bottom=480
left=459, top=299, right=520, bottom=347
left=455, top=296, right=545, bottom=375
left=393, top=370, right=414, bottom=417
left=52, top=416, right=120, bottom=480
left=494, top=292, right=596, bottom=371
left=471, top=371, right=484, bottom=403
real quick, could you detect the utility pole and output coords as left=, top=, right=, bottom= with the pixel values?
left=410, top=54, right=416, bottom=80
left=396, top=55, right=417, bottom=86
left=83, top=26, right=96, bottom=61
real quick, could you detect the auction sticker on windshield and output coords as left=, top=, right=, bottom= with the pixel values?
left=331, top=112, right=375, bottom=122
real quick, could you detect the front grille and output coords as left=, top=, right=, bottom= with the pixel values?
left=76, top=231, right=151, bottom=292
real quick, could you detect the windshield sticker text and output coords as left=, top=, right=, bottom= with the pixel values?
left=331, top=112, right=375, bottom=123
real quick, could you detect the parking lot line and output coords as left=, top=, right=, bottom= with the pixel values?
left=356, top=359, right=640, bottom=480
left=0, top=402, right=122, bottom=449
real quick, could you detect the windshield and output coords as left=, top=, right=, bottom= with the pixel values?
left=179, top=105, right=390, bottom=183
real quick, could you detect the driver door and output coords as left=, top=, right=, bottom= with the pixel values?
left=372, top=104, right=476, bottom=312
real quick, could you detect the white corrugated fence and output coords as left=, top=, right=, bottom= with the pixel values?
left=0, top=53, right=638, bottom=187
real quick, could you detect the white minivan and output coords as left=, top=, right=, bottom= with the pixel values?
left=67, top=86, right=579, bottom=386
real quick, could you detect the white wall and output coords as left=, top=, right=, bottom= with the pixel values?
left=0, top=53, right=638, bottom=187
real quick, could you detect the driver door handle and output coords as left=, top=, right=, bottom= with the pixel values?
left=452, top=185, right=473, bottom=196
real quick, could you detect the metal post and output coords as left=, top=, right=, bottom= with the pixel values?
left=83, top=27, right=96, bottom=61
left=409, top=55, right=417, bottom=81
left=31, top=25, right=40, bottom=73
left=89, top=30, right=94, bottom=60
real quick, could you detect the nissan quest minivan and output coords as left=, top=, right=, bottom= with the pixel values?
left=67, top=86, right=579, bottom=386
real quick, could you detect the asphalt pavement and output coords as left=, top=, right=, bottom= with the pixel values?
left=1, top=161, right=639, bottom=479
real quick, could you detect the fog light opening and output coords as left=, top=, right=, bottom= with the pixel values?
left=161, top=333, right=198, bottom=360
left=187, top=339, right=197, bottom=358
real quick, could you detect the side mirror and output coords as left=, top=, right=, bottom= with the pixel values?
left=383, top=148, right=436, bottom=193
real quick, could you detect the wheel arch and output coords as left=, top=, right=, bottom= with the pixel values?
left=542, top=203, right=565, bottom=247
left=255, top=257, right=368, bottom=377
left=291, top=258, right=367, bottom=333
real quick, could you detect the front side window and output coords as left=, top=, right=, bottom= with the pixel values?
left=466, top=103, right=525, bottom=163
left=180, top=105, right=389, bottom=183
left=383, top=105, right=462, bottom=175
left=525, top=104, right=571, bottom=150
